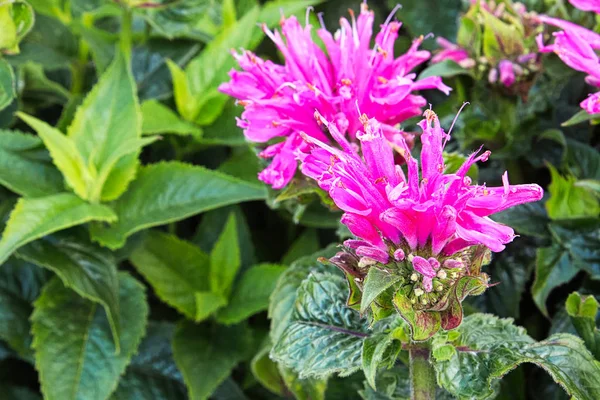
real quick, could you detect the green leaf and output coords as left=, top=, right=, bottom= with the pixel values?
left=481, top=9, right=523, bottom=62
left=359, top=365, right=411, bottom=400
left=562, top=110, right=600, bottom=127
left=173, top=322, right=251, bottom=400
left=491, top=201, right=549, bottom=238
left=566, top=292, right=600, bottom=360
left=21, top=62, right=70, bottom=107
left=217, top=147, right=261, bottom=185
left=271, top=272, right=368, bottom=378
left=141, top=100, right=203, bottom=137
left=17, top=113, right=89, bottom=199
left=362, top=332, right=402, bottom=390
left=90, top=162, right=266, bottom=249
left=67, top=52, right=142, bottom=202
left=566, top=139, right=600, bottom=180
left=175, top=6, right=260, bottom=124
left=0, top=59, right=15, bottom=111
left=0, top=130, right=64, bottom=197
left=435, top=314, right=600, bottom=400
left=110, top=321, right=186, bottom=400
left=0, top=193, right=117, bottom=266
left=210, top=213, right=241, bottom=297
left=217, top=263, right=286, bottom=324
left=251, top=342, right=285, bottom=395
left=393, top=288, right=441, bottom=342
left=17, top=228, right=121, bottom=350
left=269, top=245, right=338, bottom=343
left=546, top=164, right=600, bottom=220
left=129, top=230, right=226, bottom=322
left=443, top=151, right=479, bottom=181
left=532, top=245, right=579, bottom=317
left=0, top=0, right=34, bottom=53
left=0, top=258, right=49, bottom=358
left=361, top=268, right=402, bottom=314
left=419, top=60, right=470, bottom=80
left=279, top=365, right=327, bottom=400
left=576, top=180, right=600, bottom=197
left=141, top=1, right=221, bottom=42
left=282, top=229, right=320, bottom=265
left=32, top=273, right=149, bottom=400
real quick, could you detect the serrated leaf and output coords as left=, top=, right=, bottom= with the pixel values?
left=532, top=245, right=578, bottom=317
left=141, top=100, right=203, bottom=137
left=0, top=258, right=49, bottom=358
left=546, top=164, right=600, bottom=220
left=217, top=263, right=286, bottom=324
left=173, top=322, right=251, bottom=400
left=67, top=52, right=142, bottom=202
left=110, top=321, right=186, bottom=400
left=361, top=268, right=402, bottom=314
left=129, top=230, right=226, bottom=322
left=210, top=213, right=241, bottom=297
left=0, top=193, right=117, bottom=265
left=17, top=228, right=121, bottom=350
left=393, top=289, right=441, bottom=342
left=268, top=245, right=338, bottom=343
left=279, top=365, right=327, bottom=400
left=90, top=162, right=266, bottom=250
left=359, top=365, right=411, bottom=400
left=0, top=130, right=64, bottom=197
left=565, top=292, right=600, bottom=360
left=32, top=273, right=149, bottom=400
left=566, top=139, right=600, bottom=180
left=271, top=272, right=368, bottom=378
left=362, top=333, right=402, bottom=390
left=435, top=314, right=600, bottom=400
left=0, top=59, right=15, bottom=111
left=251, top=343, right=285, bottom=395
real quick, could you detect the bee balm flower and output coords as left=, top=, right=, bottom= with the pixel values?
left=219, top=4, right=450, bottom=189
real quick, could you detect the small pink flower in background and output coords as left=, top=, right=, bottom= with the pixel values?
left=431, top=37, right=475, bottom=68
left=219, top=4, right=450, bottom=189
left=498, top=60, right=516, bottom=87
left=569, top=0, right=600, bottom=13
left=301, top=109, right=543, bottom=291
left=581, top=92, right=600, bottom=113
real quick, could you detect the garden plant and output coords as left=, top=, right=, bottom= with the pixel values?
left=0, top=0, right=599, bottom=399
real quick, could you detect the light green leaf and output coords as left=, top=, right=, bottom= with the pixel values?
left=279, top=365, right=327, bottom=400
left=210, top=213, right=241, bottom=297
left=361, top=267, right=402, bottom=314
left=0, top=130, right=64, bottom=197
left=566, top=292, right=600, bottom=360
left=17, top=229, right=121, bottom=350
left=110, top=321, right=186, bottom=400
left=0, top=193, right=117, bottom=266
left=67, top=52, right=142, bottom=202
left=271, top=272, right=368, bottom=378
left=0, top=258, right=49, bottom=358
left=173, top=322, right=251, bottom=400
left=90, top=162, right=266, bottom=250
left=129, top=230, right=226, bottom=322
left=0, top=1, right=34, bottom=53
left=32, top=273, right=149, bottom=400
left=268, top=245, right=338, bottom=343
left=18, top=113, right=89, bottom=199
left=166, top=60, right=197, bottom=123
left=562, top=109, right=600, bottom=127
left=217, top=263, right=286, bottom=324
left=393, top=288, right=441, bottom=342
left=546, top=164, right=600, bottom=220
left=419, top=60, right=470, bottom=80
left=435, top=314, right=600, bottom=400
left=141, top=100, right=203, bottom=137
left=251, top=343, right=285, bottom=395
left=0, top=59, right=15, bottom=110
left=281, top=229, right=320, bottom=265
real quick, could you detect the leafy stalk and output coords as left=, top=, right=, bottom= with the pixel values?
left=409, top=345, right=437, bottom=400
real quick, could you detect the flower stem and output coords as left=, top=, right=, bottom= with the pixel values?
left=120, top=8, right=133, bottom=58
left=409, top=346, right=436, bottom=400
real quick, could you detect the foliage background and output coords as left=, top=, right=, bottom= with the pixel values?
left=0, top=0, right=598, bottom=399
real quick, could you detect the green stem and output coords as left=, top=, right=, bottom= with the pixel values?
left=70, top=15, right=92, bottom=95
left=409, top=346, right=436, bottom=400
left=120, top=8, right=133, bottom=58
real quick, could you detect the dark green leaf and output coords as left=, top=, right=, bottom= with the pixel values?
left=210, top=213, right=241, bottom=298
left=32, top=273, right=149, bottom=400
left=173, top=322, right=251, bottom=400
left=361, top=332, right=402, bottom=390
left=282, top=229, right=320, bottom=265
left=251, top=343, right=285, bottom=395
left=271, top=272, right=368, bottom=378
left=0, top=59, right=15, bottom=111
left=435, top=314, right=600, bottom=400
left=90, top=162, right=266, bottom=250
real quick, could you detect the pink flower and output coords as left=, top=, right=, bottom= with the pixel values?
left=569, top=0, right=600, bottom=13
left=300, top=110, right=543, bottom=282
left=498, top=60, right=516, bottom=87
left=581, top=91, right=600, bottom=113
left=219, top=4, right=450, bottom=189
left=536, top=15, right=600, bottom=49
left=432, top=37, right=474, bottom=68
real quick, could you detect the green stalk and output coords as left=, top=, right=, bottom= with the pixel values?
left=409, top=346, right=436, bottom=400
left=120, top=8, right=133, bottom=58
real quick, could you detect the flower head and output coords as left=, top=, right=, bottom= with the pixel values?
left=569, top=0, right=600, bottom=13
left=219, top=4, right=450, bottom=189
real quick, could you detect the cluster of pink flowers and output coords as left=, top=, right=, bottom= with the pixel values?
left=537, top=0, right=600, bottom=114
left=300, top=109, right=543, bottom=292
left=219, top=4, right=450, bottom=189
